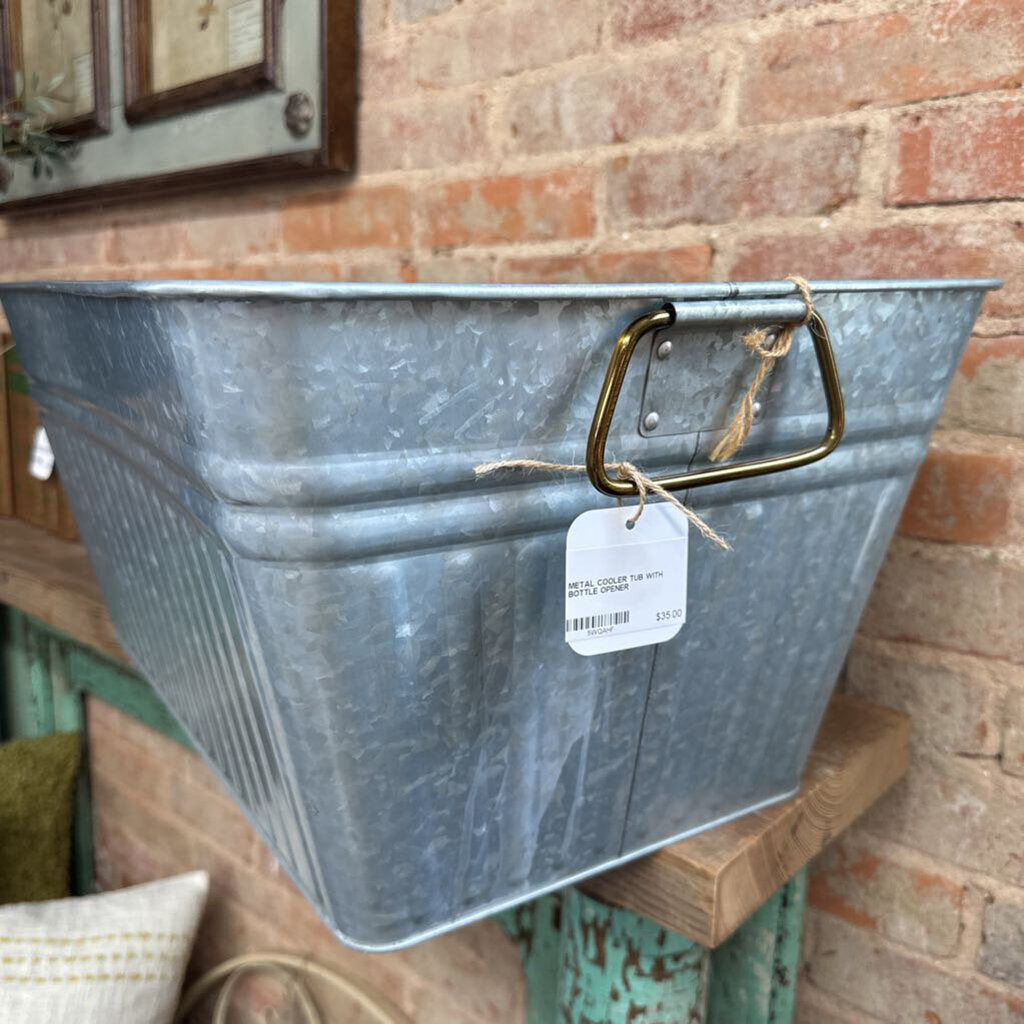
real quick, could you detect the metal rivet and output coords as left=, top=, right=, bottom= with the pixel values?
left=656, top=340, right=673, bottom=360
left=285, top=92, right=315, bottom=138
left=643, top=411, right=660, bottom=431
left=752, top=401, right=763, bottom=420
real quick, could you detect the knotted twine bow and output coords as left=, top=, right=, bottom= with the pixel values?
left=474, top=277, right=815, bottom=551
left=709, top=275, right=813, bottom=462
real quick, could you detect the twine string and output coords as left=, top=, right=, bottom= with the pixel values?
left=474, top=459, right=730, bottom=551
left=708, top=275, right=814, bottom=463
left=473, top=277, right=814, bottom=552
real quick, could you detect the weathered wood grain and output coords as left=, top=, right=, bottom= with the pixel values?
left=583, top=695, right=910, bottom=947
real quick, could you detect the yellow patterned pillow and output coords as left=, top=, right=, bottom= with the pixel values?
left=0, top=872, right=208, bottom=1024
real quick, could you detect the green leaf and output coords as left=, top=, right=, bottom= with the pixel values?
left=46, top=72, right=66, bottom=93
left=14, top=70, right=24, bottom=98
left=30, top=71, right=40, bottom=92
left=34, top=96, right=56, bottom=115
left=32, top=155, right=42, bottom=178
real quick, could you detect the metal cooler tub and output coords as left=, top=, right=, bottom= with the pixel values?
left=0, top=278, right=996, bottom=950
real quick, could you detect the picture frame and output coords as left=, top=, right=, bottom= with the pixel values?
left=122, top=0, right=280, bottom=124
left=0, top=0, right=356, bottom=211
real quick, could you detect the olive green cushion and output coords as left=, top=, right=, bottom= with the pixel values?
left=0, top=733, right=80, bottom=904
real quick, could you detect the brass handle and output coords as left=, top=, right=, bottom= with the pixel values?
left=585, top=304, right=845, bottom=497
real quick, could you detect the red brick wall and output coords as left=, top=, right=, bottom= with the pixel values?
left=4, top=0, right=1023, bottom=1021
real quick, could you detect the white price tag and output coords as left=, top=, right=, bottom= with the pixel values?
left=29, top=426, right=55, bottom=481
left=565, top=504, right=687, bottom=656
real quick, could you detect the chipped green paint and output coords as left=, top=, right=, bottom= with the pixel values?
left=501, top=884, right=807, bottom=1024
left=707, top=870, right=808, bottom=1024
left=497, top=893, right=564, bottom=1024
left=501, top=888, right=709, bottom=1024
left=559, top=888, right=709, bottom=1023
left=766, top=869, right=807, bottom=1023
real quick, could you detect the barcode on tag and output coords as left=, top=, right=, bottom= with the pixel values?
left=566, top=611, right=630, bottom=634
left=29, top=426, right=55, bottom=481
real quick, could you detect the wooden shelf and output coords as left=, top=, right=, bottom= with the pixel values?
left=0, top=514, right=909, bottom=948
left=583, top=694, right=909, bottom=946
left=0, top=516, right=128, bottom=664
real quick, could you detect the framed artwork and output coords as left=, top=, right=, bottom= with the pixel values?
left=123, top=0, right=279, bottom=123
left=0, top=0, right=110, bottom=137
left=0, top=0, right=355, bottom=210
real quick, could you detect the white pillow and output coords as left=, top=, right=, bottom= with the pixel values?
left=0, top=871, right=209, bottom=1024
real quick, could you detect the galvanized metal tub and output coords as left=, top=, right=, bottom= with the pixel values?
left=0, top=278, right=997, bottom=950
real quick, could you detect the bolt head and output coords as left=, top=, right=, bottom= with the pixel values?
left=752, top=400, right=763, bottom=420
left=285, top=92, right=315, bottom=138
left=643, top=411, right=660, bottom=431
left=656, top=340, right=673, bottom=360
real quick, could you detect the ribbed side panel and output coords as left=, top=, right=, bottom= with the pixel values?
left=54, top=427, right=330, bottom=914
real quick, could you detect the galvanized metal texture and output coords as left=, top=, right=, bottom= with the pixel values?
left=0, top=278, right=997, bottom=951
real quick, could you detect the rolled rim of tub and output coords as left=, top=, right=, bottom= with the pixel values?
left=0, top=277, right=1004, bottom=301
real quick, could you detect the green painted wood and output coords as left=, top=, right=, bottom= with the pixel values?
left=497, top=893, right=563, bottom=1024
left=49, top=637, right=84, bottom=734
left=27, top=622, right=56, bottom=736
left=2, top=610, right=54, bottom=738
left=1, top=612, right=94, bottom=895
left=501, top=890, right=710, bottom=1024
left=61, top=645, right=192, bottom=749
left=766, top=869, right=807, bottom=1023
left=501, top=878, right=809, bottom=1024
left=707, top=869, right=808, bottom=1024
left=561, top=888, right=708, bottom=1023
left=13, top=615, right=190, bottom=749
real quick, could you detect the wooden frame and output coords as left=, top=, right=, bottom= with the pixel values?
left=121, top=0, right=280, bottom=124
left=0, top=0, right=110, bottom=138
left=0, top=0, right=355, bottom=212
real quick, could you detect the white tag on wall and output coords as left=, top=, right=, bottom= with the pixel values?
left=28, top=426, right=55, bottom=481
left=565, top=504, right=688, bottom=656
